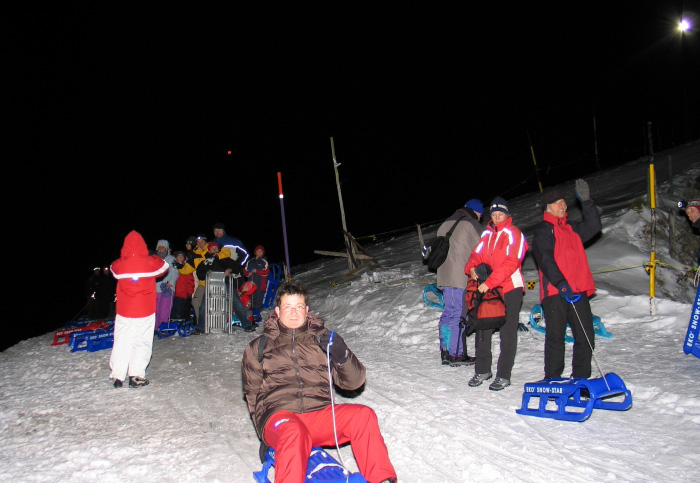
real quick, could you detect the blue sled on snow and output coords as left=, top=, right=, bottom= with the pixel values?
left=515, top=372, right=633, bottom=422
left=683, top=285, right=700, bottom=359
left=529, top=304, right=612, bottom=342
left=423, top=283, right=444, bottom=309
left=254, top=446, right=367, bottom=483
left=156, top=319, right=196, bottom=339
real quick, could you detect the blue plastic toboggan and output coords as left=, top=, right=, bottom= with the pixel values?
left=529, top=304, right=612, bottom=342
left=423, top=283, right=444, bottom=309
left=254, top=446, right=367, bottom=483
left=515, top=372, right=633, bottom=422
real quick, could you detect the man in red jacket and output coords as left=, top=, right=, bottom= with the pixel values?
left=532, top=179, right=602, bottom=379
left=109, top=231, right=169, bottom=388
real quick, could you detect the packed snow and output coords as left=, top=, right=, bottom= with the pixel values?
left=1, top=141, right=699, bottom=482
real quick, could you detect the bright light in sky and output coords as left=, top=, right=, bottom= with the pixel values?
left=679, top=18, right=691, bottom=32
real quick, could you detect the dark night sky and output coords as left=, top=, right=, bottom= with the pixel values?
left=6, top=3, right=700, bottom=349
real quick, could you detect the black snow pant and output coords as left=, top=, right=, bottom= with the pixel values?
left=542, top=293, right=595, bottom=379
left=473, top=288, right=523, bottom=380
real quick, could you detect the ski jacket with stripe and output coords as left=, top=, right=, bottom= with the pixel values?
left=531, top=199, right=601, bottom=300
left=464, top=216, right=528, bottom=294
left=241, top=312, right=366, bottom=444
left=244, top=248, right=270, bottom=293
left=110, top=231, right=170, bottom=318
left=436, top=207, right=483, bottom=290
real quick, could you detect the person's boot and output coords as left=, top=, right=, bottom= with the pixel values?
left=441, top=348, right=450, bottom=365
left=448, top=353, right=476, bottom=367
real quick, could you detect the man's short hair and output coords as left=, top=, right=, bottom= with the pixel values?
left=275, top=281, right=309, bottom=307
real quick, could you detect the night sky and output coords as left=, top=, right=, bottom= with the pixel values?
left=7, top=3, right=699, bottom=350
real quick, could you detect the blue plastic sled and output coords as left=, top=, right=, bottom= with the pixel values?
left=529, top=304, right=612, bottom=342
left=254, top=446, right=367, bottom=483
left=683, top=284, right=700, bottom=358
left=262, top=263, right=283, bottom=309
left=423, top=283, right=444, bottom=309
left=157, top=319, right=196, bottom=339
left=515, top=372, right=633, bottom=422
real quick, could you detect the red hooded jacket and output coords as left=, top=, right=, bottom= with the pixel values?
left=464, top=216, right=528, bottom=293
left=110, top=231, right=169, bottom=318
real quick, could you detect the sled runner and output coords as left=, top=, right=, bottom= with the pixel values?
left=254, top=446, right=367, bottom=483
left=156, top=319, right=196, bottom=339
left=529, top=304, right=612, bottom=342
left=423, top=283, right=444, bottom=309
left=515, top=372, right=632, bottom=422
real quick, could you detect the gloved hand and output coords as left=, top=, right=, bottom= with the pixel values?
left=558, top=281, right=582, bottom=303
left=318, top=331, right=349, bottom=364
left=574, top=179, right=590, bottom=202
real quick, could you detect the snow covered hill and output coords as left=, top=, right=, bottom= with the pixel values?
left=1, top=141, right=699, bottom=482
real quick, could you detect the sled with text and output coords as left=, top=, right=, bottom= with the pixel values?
left=515, top=372, right=632, bottom=422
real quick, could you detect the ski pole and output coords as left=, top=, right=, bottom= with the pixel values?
left=567, top=295, right=611, bottom=390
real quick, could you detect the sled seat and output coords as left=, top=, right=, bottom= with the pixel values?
left=70, top=328, right=114, bottom=353
left=515, top=372, right=633, bottom=422
left=423, top=283, right=444, bottom=309
left=529, top=304, right=612, bottom=342
left=254, top=446, right=367, bottom=483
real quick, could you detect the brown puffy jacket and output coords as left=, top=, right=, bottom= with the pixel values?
left=241, top=312, right=366, bottom=443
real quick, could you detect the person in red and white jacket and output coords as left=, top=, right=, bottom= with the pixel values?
left=109, top=231, right=169, bottom=388
left=532, top=179, right=601, bottom=379
left=464, top=197, right=528, bottom=391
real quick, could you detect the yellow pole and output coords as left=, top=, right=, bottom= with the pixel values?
left=649, top=163, right=657, bottom=315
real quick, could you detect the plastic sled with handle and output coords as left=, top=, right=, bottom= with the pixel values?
left=254, top=446, right=367, bottom=483
left=515, top=372, right=633, bottom=422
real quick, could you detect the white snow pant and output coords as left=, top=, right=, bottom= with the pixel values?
left=109, top=313, right=155, bottom=381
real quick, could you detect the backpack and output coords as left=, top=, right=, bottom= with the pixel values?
left=425, top=216, right=467, bottom=272
left=462, top=263, right=507, bottom=333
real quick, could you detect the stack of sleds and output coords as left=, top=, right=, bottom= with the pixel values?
left=52, top=317, right=115, bottom=353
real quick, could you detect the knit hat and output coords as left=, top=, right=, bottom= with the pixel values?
left=542, top=188, right=565, bottom=205
left=208, top=241, right=219, bottom=250
left=156, top=239, right=170, bottom=250
left=489, top=197, right=509, bottom=215
left=186, top=236, right=197, bottom=246
left=254, top=245, right=265, bottom=255
left=213, top=222, right=225, bottom=230
left=464, top=198, right=484, bottom=214
left=688, top=199, right=700, bottom=208
left=196, top=233, right=208, bottom=241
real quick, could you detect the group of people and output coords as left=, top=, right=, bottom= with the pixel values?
left=436, top=179, right=603, bottom=390
left=105, top=223, right=270, bottom=389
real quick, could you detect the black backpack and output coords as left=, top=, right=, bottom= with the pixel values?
left=425, top=216, right=466, bottom=272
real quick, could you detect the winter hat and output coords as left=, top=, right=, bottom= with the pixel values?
left=688, top=199, right=700, bottom=208
left=254, top=245, right=265, bottom=255
left=489, top=197, right=509, bottom=215
left=196, top=233, right=208, bottom=241
left=186, top=236, right=197, bottom=246
left=208, top=241, right=219, bottom=250
left=542, top=187, right=565, bottom=206
left=156, top=239, right=170, bottom=250
left=213, top=222, right=225, bottom=230
left=464, top=198, right=484, bottom=214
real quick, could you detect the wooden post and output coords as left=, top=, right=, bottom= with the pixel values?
left=330, top=137, right=357, bottom=271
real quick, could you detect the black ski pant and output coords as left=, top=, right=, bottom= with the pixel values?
left=473, top=288, right=523, bottom=380
left=542, top=293, right=595, bottom=379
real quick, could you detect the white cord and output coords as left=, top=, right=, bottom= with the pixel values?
left=326, top=333, right=350, bottom=482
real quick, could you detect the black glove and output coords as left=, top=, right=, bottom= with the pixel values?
left=258, top=441, right=270, bottom=464
left=318, top=331, right=349, bottom=364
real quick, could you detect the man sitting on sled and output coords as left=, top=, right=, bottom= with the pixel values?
left=241, top=281, right=397, bottom=483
